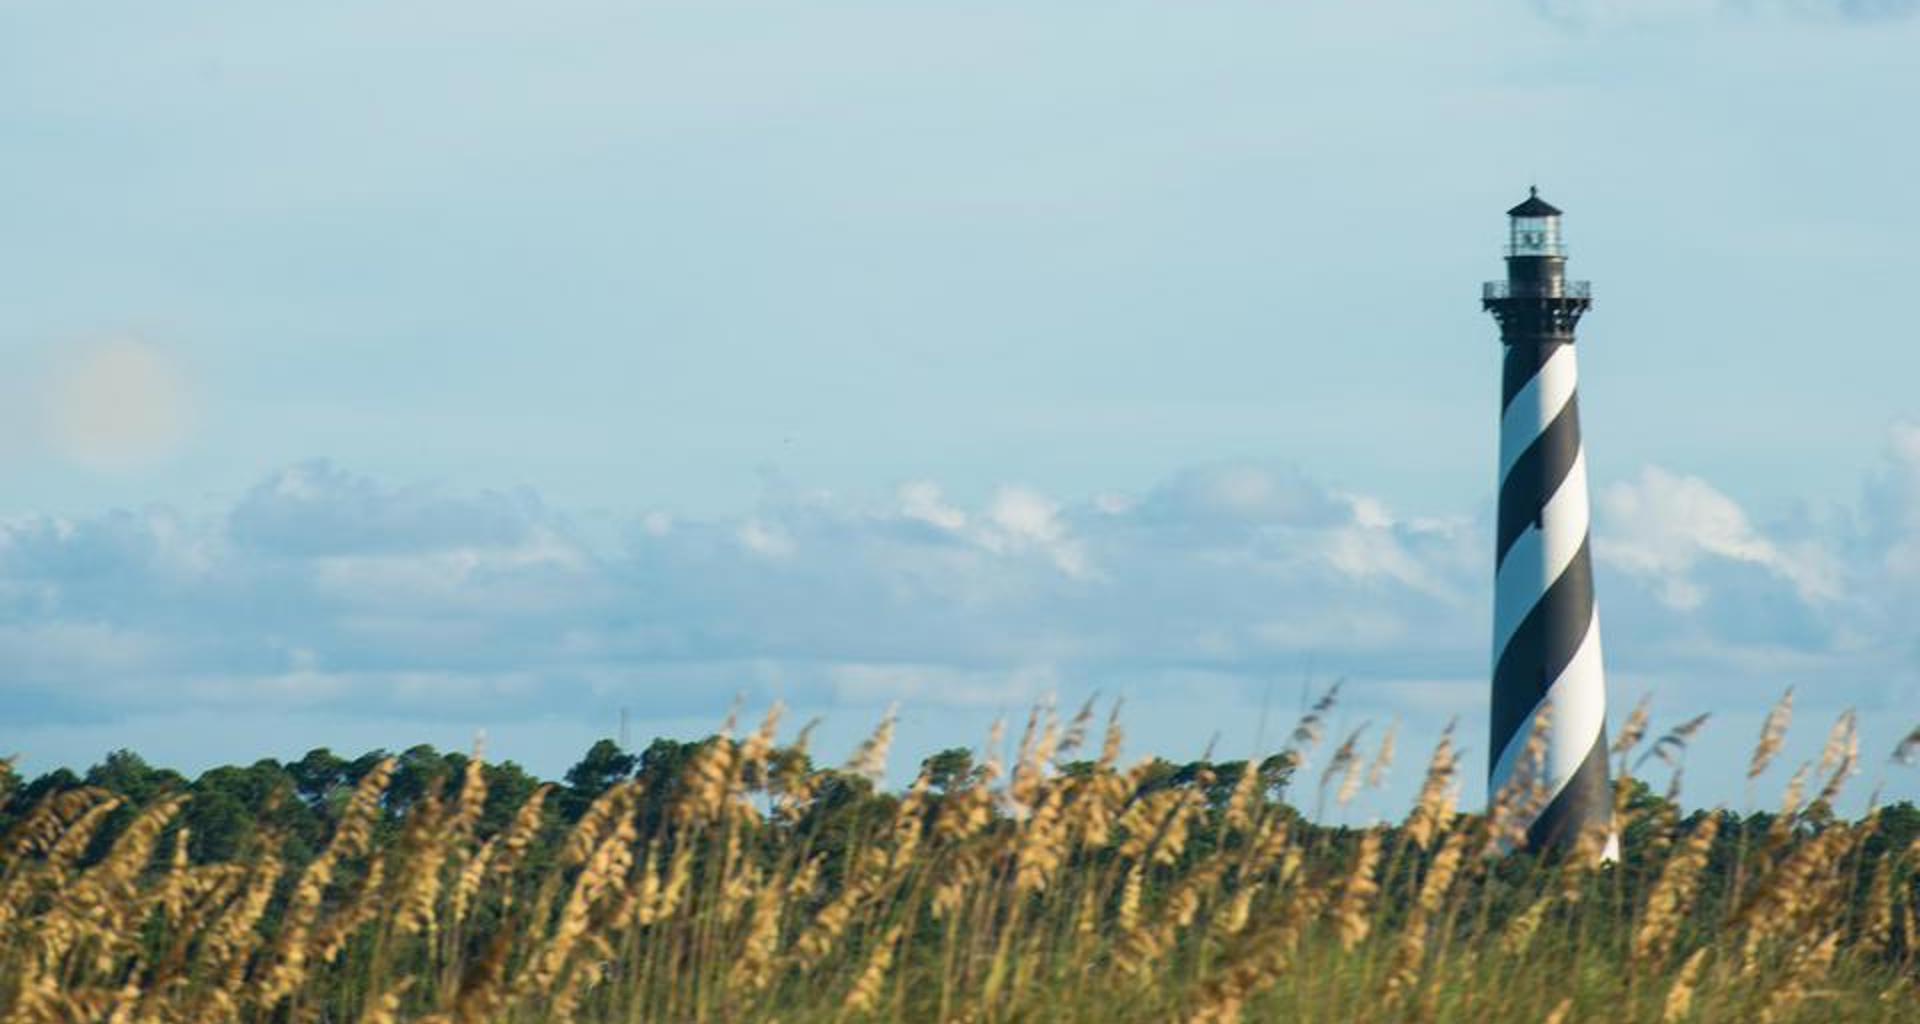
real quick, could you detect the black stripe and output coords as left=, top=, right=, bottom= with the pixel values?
left=1488, top=537, right=1595, bottom=763
left=1496, top=393, right=1582, bottom=567
left=1526, top=731, right=1613, bottom=851
left=1501, top=342, right=1568, bottom=412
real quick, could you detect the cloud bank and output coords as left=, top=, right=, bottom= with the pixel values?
left=4, top=436, right=1918, bottom=807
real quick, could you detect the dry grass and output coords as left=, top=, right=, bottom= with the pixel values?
left=1, top=696, right=1915, bottom=1023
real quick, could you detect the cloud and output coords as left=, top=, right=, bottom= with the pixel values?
left=1808, top=0, right=1920, bottom=21
left=1597, top=466, right=1839, bottom=610
left=0, top=458, right=1473, bottom=722
left=1532, top=0, right=1723, bottom=27
left=1, top=441, right=1917, bottom=808
left=39, top=338, right=194, bottom=471
left=1531, top=0, right=1917, bottom=26
left=229, top=460, right=554, bottom=557
left=1860, top=422, right=1920, bottom=573
left=981, top=488, right=1091, bottom=579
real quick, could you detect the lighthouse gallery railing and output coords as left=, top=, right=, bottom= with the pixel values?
left=1483, top=280, right=1592, bottom=300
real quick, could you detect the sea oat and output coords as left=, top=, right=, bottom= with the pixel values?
left=1321, top=722, right=1369, bottom=808
left=1749, top=687, right=1794, bottom=779
left=1283, top=679, right=1343, bottom=769
left=1059, top=696, right=1098, bottom=759
left=1633, top=813, right=1721, bottom=967
left=1638, top=712, right=1712, bottom=772
left=1364, top=721, right=1398, bottom=790
left=1611, top=693, right=1651, bottom=757
left=1662, top=947, right=1709, bottom=1022
left=1892, top=723, right=1920, bottom=766
left=1330, top=828, right=1383, bottom=951
left=1817, top=709, right=1857, bottom=778
left=845, top=707, right=899, bottom=784
left=1383, top=827, right=1467, bottom=1007
left=1404, top=722, right=1459, bottom=849
left=841, top=921, right=905, bottom=1014
left=1756, top=929, right=1841, bottom=1024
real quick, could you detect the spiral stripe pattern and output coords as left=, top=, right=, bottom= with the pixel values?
left=1489, top=340, right=1615, bottom=852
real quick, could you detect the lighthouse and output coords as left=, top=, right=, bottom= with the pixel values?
left=1482, top=189, right=1615, bottom=855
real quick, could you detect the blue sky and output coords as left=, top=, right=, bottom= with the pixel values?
left=2, top=1, right=1917, bottom=815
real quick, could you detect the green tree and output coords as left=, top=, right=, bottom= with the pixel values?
left=388, top=744, right=455, bottom=812
left=288, top=748, right=351, bottom=808
left=565, top=739, right=638, bottom=798
left=185, top=759, right=305, bottom=862
left=920, top=748, right=978, bottom=792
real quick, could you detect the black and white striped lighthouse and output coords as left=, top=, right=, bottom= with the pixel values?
left=1481, top=189, right=1616, bottom=856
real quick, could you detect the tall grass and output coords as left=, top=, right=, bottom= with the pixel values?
left=1, top=695, right=1915, bottom=1023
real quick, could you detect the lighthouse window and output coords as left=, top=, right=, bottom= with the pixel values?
left=1509, top=216, right=1561, bottom=256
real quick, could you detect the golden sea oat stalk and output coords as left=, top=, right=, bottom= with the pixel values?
left=845, top=707, right=898, bottom=786
left=1184, top=886, right=1331, bottom=1024
left=1612, top=694, right=1652, bottom=759
left=39, top=791, right=125, bottom=888
left=486, top=781, right=552, bottom=910
left=44, top=792, right=188, bottom=987
left=1364, top=720, right=1398, bottom=792
left=258, top=758, right=394, bottom=1005
left=1660, top=946, right=1711, bottom=1023
left=725, top=867, right=786, bottom=996
left=1403, top=722, right=1459, bottom=851
left=1382, top=826, right=1467, bottom=1009
left=1756, top=928, right=1842, bottom=1024
left=1734, top=818, right=1861, bottom=973
left=1633, top=813, right=1722, bottom=970
left=1113, top=850, right=1228, bottom=980
left=516, top=794, right=639, bottom=1003
left=1750, top=687, right=1795, bottom=781
left=1058, top=695, right=1097, bottom=759
left=1809, top=709, right=1860, bottom=811
left=1858, top=850, right=1899, bottom=958
left=310, top=850, right=386, bottom=968
left=391, top=792, right=449, bottom=941
left=1330, top=827, right=1384, bottom=951
left=1318, top=722, right=1369, bottom=817
left=198, top=841, right=286, bottom=993
left=841, top=920, right=906, bottom=1016
left=1280, top=679, right=1343, bottom=777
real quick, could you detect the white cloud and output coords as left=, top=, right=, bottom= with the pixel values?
left=1598, top=465, right=1839, bottom=609
left=640, top=511, right=675, bottom=537
left=898, top=481, right=967, bottom=531
left=982, top=487, right=1090, bottom=579
left=737, top=519, right=795, bottom=559
left=2, top=443, right=1917, bottom=809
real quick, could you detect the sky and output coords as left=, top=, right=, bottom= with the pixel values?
left=2, top=1, right=1917, bottom=817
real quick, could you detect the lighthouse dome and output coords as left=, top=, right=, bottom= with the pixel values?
left=1507, top=188, right=1562, bottom=218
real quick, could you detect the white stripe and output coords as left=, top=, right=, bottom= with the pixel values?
left=1499, top=345, right=1579, bottom=487
left=1487, top=606, right=1606, bottom=818
left=1491, top=448, right=1591, bottom=661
